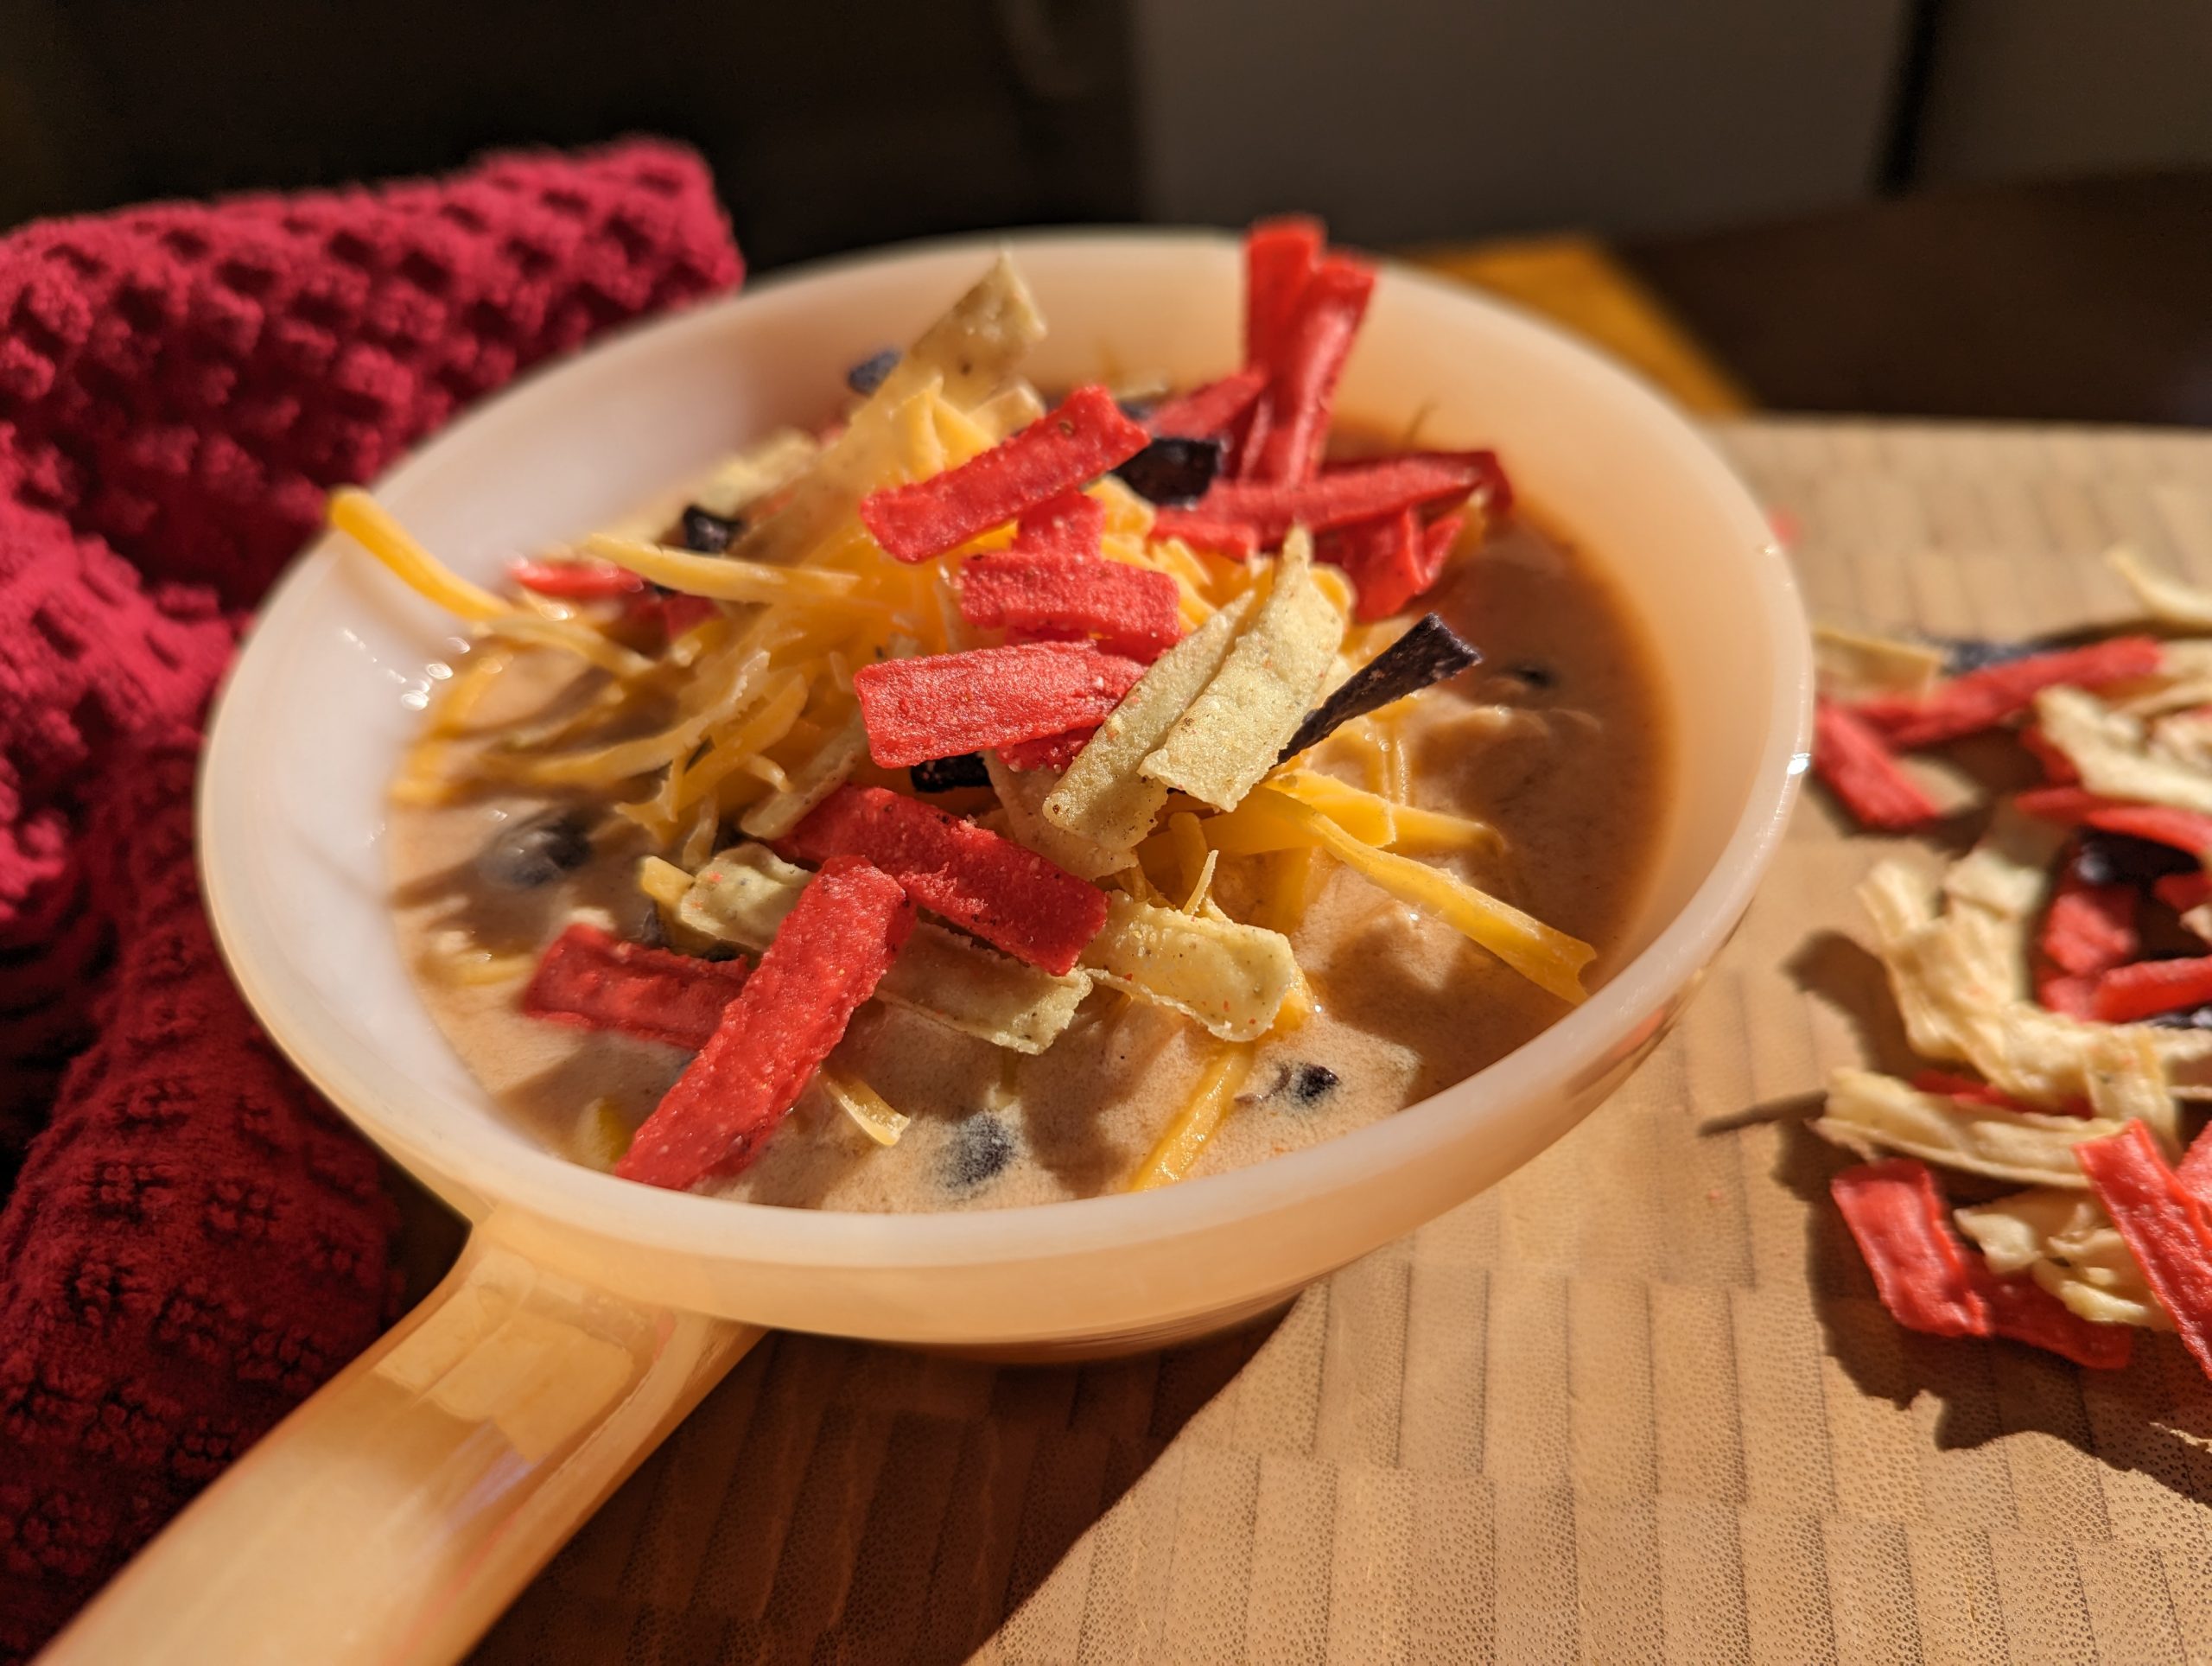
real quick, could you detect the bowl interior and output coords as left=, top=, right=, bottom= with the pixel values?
left=201, top=230, right=1806, bottom=1304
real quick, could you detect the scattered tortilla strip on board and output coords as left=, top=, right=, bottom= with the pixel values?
left=1144, top=530, right=1347, bottom=810
left=2108, top=544, right=2212, bottom=629
left=1813, top=624, right=1947, bottom=702
left=1230, top=785, right=1592, bottom=1004
left=1955, top=1188, right=2170, bottom=1330
left=1814, top=1068, right=2124, bottom=1188
left=679, top=843, right=1093, bottom=1053
left=2037, top=684, right=2212, bottom=816
left=1042, top=588, right=1262, bottom=856
left=1080, top=893, right=1300, bottom=1042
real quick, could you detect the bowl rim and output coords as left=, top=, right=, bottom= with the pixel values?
left=200, top=225, right=1812, bottom=1274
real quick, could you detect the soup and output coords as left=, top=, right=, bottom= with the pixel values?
left=354, top=219, right=1671, bottom=1211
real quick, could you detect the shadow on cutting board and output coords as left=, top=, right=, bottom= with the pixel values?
left=1775, top=936, right=2212, bottom=1504
left=467, top=1304, right=1281, bottom=1663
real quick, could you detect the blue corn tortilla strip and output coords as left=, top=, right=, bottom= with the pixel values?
left=909, top=753, right=992, bottom=792
left=1934, top=634, right=2053, bottom=676
left=1113, top=436, right=1224, bottom=507
left=847, top=347, right=899, bottom=396
left=1277, top=613, right=1480, bottom=761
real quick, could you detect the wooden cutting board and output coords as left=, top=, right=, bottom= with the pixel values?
left=472, top=419, right=2212, bottom=1665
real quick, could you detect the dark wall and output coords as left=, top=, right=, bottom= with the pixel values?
left=0, top=0, right=1142, bottom=267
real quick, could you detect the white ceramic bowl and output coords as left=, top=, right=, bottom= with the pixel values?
left=200, top=231, right=1809, bottom=1352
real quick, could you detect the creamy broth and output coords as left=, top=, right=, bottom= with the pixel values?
left=389, top=506, right=1670, bottom=1211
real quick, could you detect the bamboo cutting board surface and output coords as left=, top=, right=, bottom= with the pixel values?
left=473, top=420, right=2212, bottom=1665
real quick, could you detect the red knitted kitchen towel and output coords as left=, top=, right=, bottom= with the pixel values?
left=0, top=140, right=741, bottom=1659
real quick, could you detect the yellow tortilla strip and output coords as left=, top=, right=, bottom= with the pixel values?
left=679, top=844, right=1091, bottom=1052
left=738, top=708, right=868, bottom=841
left=1144, top=530, right=1346, bottom=811
left=1041, top=588, right=1261, bottom=856
left=2108, top=544, right=2212, bottom=628
left=1230, top=787, right=1591, bottom=1004
left=733, top=258, right=1046, bottom=567
left=2037, top=684, right=2212, bottom=816
left=1954, top=1189, right=2168, bottom=1331
left=1813, top=624, right=1945, bottom=701
left=1814, top=1068, right=2122, bottom=1187
left=1080, top=893, right=1300, bottom=1043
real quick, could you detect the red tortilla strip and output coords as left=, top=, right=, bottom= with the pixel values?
left=1147, top=513, right=1260, bottom=561
left=1156, top=455, right=1488, bottom=547
left=960, top=550, right=1183, bottom=662
left=2179, top=1122, right=2212, bottom=1203
left=1245, top=255, right=1376, bottom=484
left=1833, top=1157, right=2131, bottom=1367
left=852, top=641, right=1144, bottom=767
left=1812, top=699, right=1942, bottom=830
left=1243, top=217, right=1325, bottom=383
left=1147, top=368, right=1268, bottom=442
left=2157, top=871, right=2212, bottom=913
left=1830, top=1159, right=1988, bottom=1337
left=779, top=785, right=1109, bottom=974
left=2014, top=788, right=2212, bottom=858
left=521, top=925, right=751, bottom=1051
left=1967, top=1262, right=2135, bottom=1369
left=998, top=726, right=1095, bottom=772
left=1853, top=637, right=2164, bottom=747
left=2088, top=956, right=2212, bottom=1024
left=1332, top=448, right=1515, bottom=518
left=1014, top=488, right=1104, bottom=561
left=614, top=857, right=913, bottom=1190
left=1323, top=508, right=1464, bottom=621
left=2019, top=723, right=2082, bottom=785
left=1910, top=1068, right=2091, bottom=1119
left=511, top=557, right=645, bottom=601
left=2042, top=870, right=2139, bottom=976
left=2076, top=1120, right=2212, bottom=1380
left=2037, top=970, right=2099, bottom=1018
left=859, top=385, right=1150, bottom=562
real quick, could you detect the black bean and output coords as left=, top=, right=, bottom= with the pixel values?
left=474, top=809, right=594, bottom=890
left=910, top=754, right=992, bottom=792
left=1507, top=660, right=1556, bottom=691
left=1116, top=397, right=1159, bottom=423
left=2073, top=830, right=2197, bottom=889
left=1287, top=1062, right=1339, bottom=1105
left=635, top=900, right=667, bottom=949
left=942, top=1112, right=1016, bottom=1191
left=1112, top=436, right=1224, bottom=507
left=847, top=347, right=899, bottom=396
left=678, top=505, right=743, bottom=555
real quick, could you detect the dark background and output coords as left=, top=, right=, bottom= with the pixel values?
left=5, top=0, right=2209, bottom=423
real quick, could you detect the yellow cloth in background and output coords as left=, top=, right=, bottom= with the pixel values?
left=1408, top=232, right=1753, bottom=416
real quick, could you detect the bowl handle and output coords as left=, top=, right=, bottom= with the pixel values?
left=41, top=1211, right=763, bottom=1664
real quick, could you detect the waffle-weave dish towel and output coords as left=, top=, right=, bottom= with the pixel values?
left=0, top=139, right=743, bottom=1659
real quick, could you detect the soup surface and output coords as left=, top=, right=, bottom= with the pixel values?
left=389, top=500, right=1671, bottom=1211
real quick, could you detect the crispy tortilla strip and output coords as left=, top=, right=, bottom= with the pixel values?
left=679, top=843, right=1091, bottom=1052
left=734, top=258, right=1047, bottom=567
left=1955, top=1188, right=2169, bottom=1330
left=1814, top=1068, right=2123, bottom=1187
left=1858, top=844, right=2202, bottom=1133
left=1079, top=893, right=1300, bottom=1043
left=1041, top=588, right=1262, bottom=855
left=739, top=708, right=869, bottom=841
left=1232, top=786, right=1590, bottom=1003
left=1144, top=531, right=1346, bottom=811
left=2109, top=544, right=2212, bottom=628
left=2037, top=684, right=2212, bottom=814
left=1814, top=624, right=1946, bottom=701
left=985, top=753, right=1130, bottom=880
